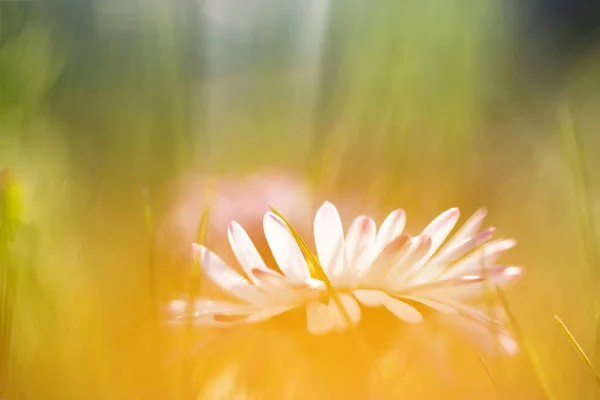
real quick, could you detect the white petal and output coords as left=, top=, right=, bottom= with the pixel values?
left=440, top=239, right=517, bottom=279
left=443, top=208, right=487, bottom=250
left=452, top=301, right=505, bottom=328
left=302, top=278, right=327, bottom=290
left=168, top=299, right=188, bottom=314
left=328, top=294, right=361, bottom=329
left=169, top=300, right=257, bottom=326
left=443, top=265, right=521, bottom=298
left=498, top=334, right=519, bottom=355
left=251, top=268, right=297, bottom=302
left=362, top=235, right=412, bottom=286
left=193, top=244, right=271, bottom=306
left=406, top=275, right=488, bottom=300
left=246, top=306, right=293, bottom=323
left=400, top=295, right=458, bottom=314
left=314, top=202, right=345, bottom=280
left=353, top=289, right=388, bottom=307
left=414, top=227, right=496, bottom=283
left=191, top=317, right=240, bottom=327
left=431, top=228, right=495, bottom=268
left=263, top=212, right=310, bottom=281
left=382, top=296, right=423, bottom=323
left=342, top=216, right=377, bottom=286
left=375, top=209, right=406, bottom=252
left=328, top=299, right=347, bottom=330
left=306, top=301, right=334, bottom=335
left=439, top=311, right=516, bottom=355
left=420, top=208, right=460, bottom=260
left=386, top=235, right=432, bottom=287
left=228, top=221, right=270, bottom=283
left=192, top=299, right=251, bottom=316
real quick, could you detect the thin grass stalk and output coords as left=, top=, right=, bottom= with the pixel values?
left=269, top=206, right=387, bottom=394
left=141, top=187, right=164, bottom=398
left=181, top=206, right=210, bottom=399
left=496, top=286, right=557, bottom=400
left=142, top=188, right=158, bottom=329
left=554, top=315, right=600, bottom=387
left=558, top=104, right=600, bottom=400
left=558, top=104, right=600, bottom=373
left=478, top=353, right=503, bottom=399
left=0, top=172, right=21, bottom=399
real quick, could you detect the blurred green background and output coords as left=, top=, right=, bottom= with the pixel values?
left=2, top=1, right=600, bottom=399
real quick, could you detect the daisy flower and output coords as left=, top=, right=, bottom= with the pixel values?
left=169, top=201, right=521, bottom=350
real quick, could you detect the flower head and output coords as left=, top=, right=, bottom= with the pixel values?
left=169, top=201, right=521, bottom=352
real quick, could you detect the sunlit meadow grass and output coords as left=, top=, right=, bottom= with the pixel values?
left=2, top=1, right=600, bottom=399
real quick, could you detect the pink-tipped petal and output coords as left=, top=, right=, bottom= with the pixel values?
left=414, top=227, right=496, bottom=284
left=228, top=221, right=270, bottom=283
left=442, top=239, right=517, bottom=279
left=263, top=212, right=311, bottom=281
left=421, top=208, right=461, bottom=257
left=376, top=209, right=406, bottom=252
left=313, top=202, right=346, bottom=281
left=443, top=208, right=488, bottom=250
left=386, top=235, right=433, bottom=287
left=362, top=235, right=412, bottom=286
left=342, top=216, right=377, bottom=286
left=405, top=274, right=489, bottom=300
left=250, top=268, right=296, bottom=302
left=193, top=244, right=271, bottom=306
left=499, top=334, right=519, bottom=355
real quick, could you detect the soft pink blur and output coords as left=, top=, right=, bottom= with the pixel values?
left=157, top=170, right=314, bottom=296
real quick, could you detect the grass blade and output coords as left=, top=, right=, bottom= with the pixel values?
left=194, top=206, right=211, bottom=276
left=554, top=315, right=600, bottom=386
left=182, top=206, right=211, bottom=399
left=0, top=172, right=21, bottom=399
left=142, top=187, right=157, bottom=322
left=496, top=286, right=557, bottom=400
left=269, top=205, right=386, bottom=393
left=477, top=353, right=503, bottom=399
left=269, top=206, right=354, bottom=325
left=558, top=104, right=600, bottom=376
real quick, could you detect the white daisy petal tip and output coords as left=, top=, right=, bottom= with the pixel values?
left=357, top=215, right=375, bottom=231
left=474, top=207, right=488, bottom=219
left=315, top=201, right=338, bottom=218
left=444, top=207, right=460, bottom=220
left=503, top=266, right=523, bottom=279
left=484, top=226, right=496, bottom=236
left=499, top=334, right=519, bottom=355
left=168, top=299, right=188, bottom=314
left=264, top=210, right=287, bottom=224
left=415, top=234, right=432, bottom=247
left=394, top=208, right=406, bottom=218
left=227, top=220, right=239, bottom=234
